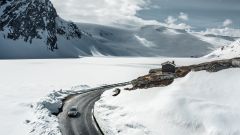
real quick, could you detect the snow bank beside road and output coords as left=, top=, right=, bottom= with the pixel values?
left=29, top=86, right=90, bottom=135
left=29, top=91, right=62, bottom=135
left=95, top=69, right=240, bottom=135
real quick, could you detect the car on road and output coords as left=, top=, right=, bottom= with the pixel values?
left=68, top=106, right=79, bottom=117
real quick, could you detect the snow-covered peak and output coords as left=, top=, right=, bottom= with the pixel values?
left=0, top=1, right=234, bottom=59
left=0, top=0, right=82, bottom=51
left=206, top=40, right=240, bottom=59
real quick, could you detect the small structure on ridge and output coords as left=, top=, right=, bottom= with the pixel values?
left=161, top=61, right=176, bottom=73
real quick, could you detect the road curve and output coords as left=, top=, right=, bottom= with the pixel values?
left=58, top=82, right=130, bottom=135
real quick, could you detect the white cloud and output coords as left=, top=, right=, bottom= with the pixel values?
left=164, top=16, right=177, bottom=24
left=164, top=16, right=191, bottom=30
left=50, top=0, right=159, bottom=27
left=222, top=19, right=233, bottom=27
left=178, top=12, right=188, bottom=21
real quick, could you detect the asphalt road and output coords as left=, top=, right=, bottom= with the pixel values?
left=58, top=82, right=130, bottom=135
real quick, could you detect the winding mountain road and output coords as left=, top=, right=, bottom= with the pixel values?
left=58, top=82, right=130, bottom=135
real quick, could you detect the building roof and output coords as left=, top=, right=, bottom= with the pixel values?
left=161, top=61, right=176, bottom=66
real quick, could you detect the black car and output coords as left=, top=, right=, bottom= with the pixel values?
left=68, top=106, right=79, bottom=117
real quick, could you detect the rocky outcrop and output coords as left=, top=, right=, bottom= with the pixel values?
left=0, top=0, right=7, bottom=6
left=131, top=73, right=174, bottom=89
left=0, top=0, right=82, bottom=51
left=131, top=57, right=240, bottom=89
left=179, top=58, right=240, bottom=72
left=112, top=88, right=121, bottom=96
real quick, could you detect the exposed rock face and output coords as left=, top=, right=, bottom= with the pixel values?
left=131, top=57, right=240, bottom=89
left=0, top=0, right=82, bottom=51
left=131, top=74, right=174, bottom=89
left=0, top=0, right=7, bottom=6
left=182, top=58, right=240, bottom=72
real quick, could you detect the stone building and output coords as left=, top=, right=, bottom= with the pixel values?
left=161, top=61, right=176, bottom=73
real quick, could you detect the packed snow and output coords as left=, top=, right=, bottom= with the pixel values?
left=95, top=68, right=240, bottom=135
left=0, top=57, right=202, bottom=135
left=0, top=40, right=239, bottom=135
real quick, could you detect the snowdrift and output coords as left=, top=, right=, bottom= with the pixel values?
left=206, top=40, right=240, bottom=59
left=95, top=69, right=240, bottom=135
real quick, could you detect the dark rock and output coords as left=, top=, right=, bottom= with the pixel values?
left=25, top=120, right=31, bottom=124
left=112, top=88, right=121, bottom=96
left=0, top=0, right=82, bottom=51
left=131, top=74, right=174, bottom=89
left=175, top=66, right=191, bottom=78
left=0, top=0, right=7, bottom=6
left=149, top=68, right=162, bottom=74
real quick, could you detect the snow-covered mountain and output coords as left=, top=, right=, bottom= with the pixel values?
left=0, top=0, right=81, bottom=50
left=69, top=23, right=231, bottom=57
left=205, top=40, right=240, bottom=59
left=0, top=0, right=86, bottom=58
left=0, top=0, right=233, bottom=59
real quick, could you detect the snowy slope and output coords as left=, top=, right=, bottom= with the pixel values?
left=205, top=40, right=240, bottom=59
left=1, top=21, right=224, bottom=58
left=78, top=23, right=231, bottom=57
left=0, top=57, right=213, bottom=135
left=0, top=57, right=175, bottom=135
left=1, top=56, right=239, bottom=135
left=135, top=26, right=215, bottom=57
left=95, top=68, right=240, bottom=135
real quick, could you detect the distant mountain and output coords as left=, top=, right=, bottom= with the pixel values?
left=78, top=24, right=225, bottom=57
left=0, top=0, right=232, bottom=59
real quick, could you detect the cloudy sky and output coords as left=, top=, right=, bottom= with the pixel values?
left=51, top=0, right=240, bottom=30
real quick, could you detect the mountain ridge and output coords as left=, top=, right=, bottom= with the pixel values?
left=0, top=0, right=233, bottom=59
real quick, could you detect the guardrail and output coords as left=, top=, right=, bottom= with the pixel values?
left=57, top=81, right=131, bottom=116
left=75, top=81, right=131, bottom=94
